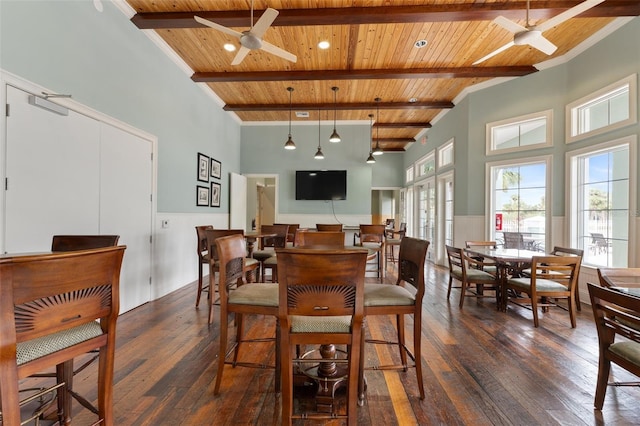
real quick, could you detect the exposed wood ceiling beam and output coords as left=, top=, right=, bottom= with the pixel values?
left=192, top=66, right=537, bottom=83
left=131, top=2, right=640, bottom=29
left=223, top=101, right=454, bottom=112
left=374, top=122, right=432, bottom=129
left=374, top=138, right=416, bottom=143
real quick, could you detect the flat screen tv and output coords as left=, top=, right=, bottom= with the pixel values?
left=295, top=170, right=347, bottom=200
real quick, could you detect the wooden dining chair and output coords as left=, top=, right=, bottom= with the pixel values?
left=506, top=256, right=580, bottom=327
left=316, top=223, right=343, bottom=232
left=205, top=229, right=260, bottom=324
left=275, top=248, right=367, bottom=425
left=195, top=225, right=214, bottom=307
left=353, top=224, right=386, bottom=282
left=587, top=283, right=640, bottom=410
left=364, top=237, right=429, bottom=399
left=446, top=245, right=500, bottom=308
left=212, top=234, right=279, bottom=395
left=0, top=246, right=125, bottom=426
left=275, top=223, right=299, bottom=246
left=296, top=230, right=345, bottom=247
left=464, top=241, right=498, bottom=275
left=385, top=222, right=407, bottom=263
left=252, top=224, right=289, bottom=282
left=503, top=231, right=526, bottom=249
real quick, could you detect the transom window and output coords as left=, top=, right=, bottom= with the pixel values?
left=567, top=74, right=637, bottom=143
left=405, top=166, right=414, bottom=183
left=486, top=110, right=552, bottom=155
left=438, top=139, right=454, bottom=168
left=568, top=137, right=635, bottom=267
left=488, top=157, right=550, bottom=252
left=416, top=151, right=435, bottom=178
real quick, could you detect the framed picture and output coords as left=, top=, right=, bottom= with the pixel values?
left=196, top=185, right=209, bottom=206
left=210, top=158, right=222, bottom=179
left=210, top=182, right=221, bottom=207
left=197, top=153, right=209, bottom=182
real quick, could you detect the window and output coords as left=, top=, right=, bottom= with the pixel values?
left=438, top=139, right=454, bottom=168
left=486, top=110, right=552, bottom=155
left=567, top=74, right=637, bottom=143
left=487, top=157, right=551, bottom=252
left=568, top=136, right=636, bottom=267
left=416, top=151, right=435, bottom=178
left=405, top=166, right=414, bottom=184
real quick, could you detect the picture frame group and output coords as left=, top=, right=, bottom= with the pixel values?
left=196, top=152, right=222, bottom=207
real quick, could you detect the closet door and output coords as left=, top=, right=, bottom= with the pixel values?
left=5, top=85, right=100, bottom=253
left=100, top=124, right=153, bottom=312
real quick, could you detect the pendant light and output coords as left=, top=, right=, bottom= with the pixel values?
left=284, top=87, right=296, bottom=150
left=329, top=86, right=341, bottom=143
left=372, top=97, right=383, bottom=156
left=366, top=114, right=376, bottom=164
left=314, top=109, right=324, bottom=159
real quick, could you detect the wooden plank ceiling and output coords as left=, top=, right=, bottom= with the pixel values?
left=126, top=0, right=639, bottom=152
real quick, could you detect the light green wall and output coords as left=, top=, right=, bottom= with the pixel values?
left=241, top=123, right=403, bottom=215
left=405, top=17, right=640, bottom=218
left=0, top=0, right=240, bottom=213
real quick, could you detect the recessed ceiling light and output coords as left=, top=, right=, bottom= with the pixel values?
left=414, top=39, right=428, bottom=48
left=224, top=43, right=236, bottom=52
left=409, top=97, right=418, bottom=103
left=318, top=41, right=330, bottom=49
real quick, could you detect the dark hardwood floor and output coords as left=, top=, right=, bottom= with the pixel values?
left=24, top=263, right=638, bottom=425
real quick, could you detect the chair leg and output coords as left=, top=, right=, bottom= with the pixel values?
left=358, top=322, right=366, bottom=406
left=413, top=311, right=425, bottom=400
left=396, top=314, right=408, bottom=370
left=196, top=261, right=204, bottom=307
left=531, top=295, right=539, bottom=327
left=447, top=276, right=453, bottom=300
left=207, top=273, right=216, bottom=325
left=280, top=331, right=293, bottom=425
left=233, top=313, right=244, bottom=365
left=214, top=306, right=229, bottom=395
left=56, top=360, right=73, bottom=425
left=458, top=281, right=467, bottom=308
left=97, top=345, right=115, bottom=426
left=575, top=281, right=582, bottom=311
left=568, top=295, right=577, bottom=328
left=594, top=354, right=611, bottom=410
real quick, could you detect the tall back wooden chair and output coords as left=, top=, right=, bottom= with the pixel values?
left=296, top=231, right=345, bottom=247
left=364, top=237, right=430, bottom=399
left=195, top=225, right=214, bottom=307
left=385, top=222, right=407, bottom=263
left=503, top=231, right=526, bottom=249
left=550, top=247, right=584, bottom=309
left=354, top=224, right=386, bottom=281
left=506, top=256, right=580, bottom=327
left=587, top=283, right=640, bottom=410
left=464, top=240, right=498, bottom=275
left=316, top=223, right=343, bottom=232
left=446, top=245, right=500, bottom=308
left=252, top=224, right=289, bottom=282
left=275, top=223, right=299, bottom=246
left=275, top=248, right=367, bottom=425
left=212, top=234, right=279, bottom=395
left=0, top=246, right=125, bottom=426
left=205, top=229, right=260, bottom=324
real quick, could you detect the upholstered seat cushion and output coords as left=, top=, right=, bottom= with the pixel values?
left=386, top=238, right=401, bottom=245
left=291, top=315, right=352, bottom=333
left=264, top=255, right=278, bottom=266
left=245, top=258, right=259, bottom=268
left=609, top=341, right=640, bottom=366
left=364, top=283, right=415, bottom=306
left=228, top=283, right=278, bottom=306
left=17, top=321, right=103, bottom=365
left=450, top=267, right=495, bottom=281
left=252, top=249, right=275, bottom=261
left=507, top=277, right=568, bottom=292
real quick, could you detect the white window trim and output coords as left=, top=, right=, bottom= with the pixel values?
left=566, top=74, right=637, bottom=144
left=415, top=150, right=436, bottom=178
left=405, top=165, right=414, bottom=184
left=485, top=155, right=552, bottom=244
left=437, top=138, right=454, bottom=170
left=486, top=109, right=553, bottom=155
left=565, top=135, right=637, bottom=266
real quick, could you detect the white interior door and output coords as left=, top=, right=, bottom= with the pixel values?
left=229, top=172, right=247, bottom=230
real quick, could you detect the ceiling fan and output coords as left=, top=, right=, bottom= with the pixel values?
left=194, top=1, right=296, bottom=66
left=473, top=0, right=605, bottom=65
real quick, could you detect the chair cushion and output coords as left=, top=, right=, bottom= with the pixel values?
left=264, top=256, right=278, bottom=266
left=291, top=315, right=352, bottom=333
left=229, top=283, right=278, bottom=306
left=245, top=258, right=259, bottom=268
left=609, top=341, right=640, bottom=366
left=386, top=238, right=402, bottom=245
left=507, top=277, right=568, bottom=292
left=17, top=321, right=103, bottom=365
left=450, top=267, right=495, bottom=281
left=252, top=249, right=275, bottom=261
left=364, top=283, right=415, bottom=307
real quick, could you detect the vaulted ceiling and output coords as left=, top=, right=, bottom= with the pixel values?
left=124, top=1, right=639, bottom=152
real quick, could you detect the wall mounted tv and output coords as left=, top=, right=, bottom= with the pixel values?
left=295, top=170, right=347, bottom=200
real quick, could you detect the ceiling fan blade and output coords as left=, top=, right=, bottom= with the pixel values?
left=250, top=8, right=279, bottom=39
left=194, top=15, right=242, bottom=39
left=528, top=35, right=558, bottom=55
left=260, top=41, right=297, bottom=63
left=231, top=46, right=251, bottom=65
left=537, top=0, right=605, bottom=32
left=472, top=41, right=515, bottom=65
left=493, top=15, right=527, bottom=34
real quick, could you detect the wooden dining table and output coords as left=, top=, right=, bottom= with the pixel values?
left=464, top=247, right=547, bottom=311
left=598, top=268, right=640, bottom=298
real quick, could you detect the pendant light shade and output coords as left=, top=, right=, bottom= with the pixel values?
left=329, top=86, right=341, bottom=143
left=314, top=109, right=324, bottom=159
left=284, top=87, right=296, bottom=150
left=373, top=97, right=383, bottom=155
left=366, top=113, right=376, bottom=164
